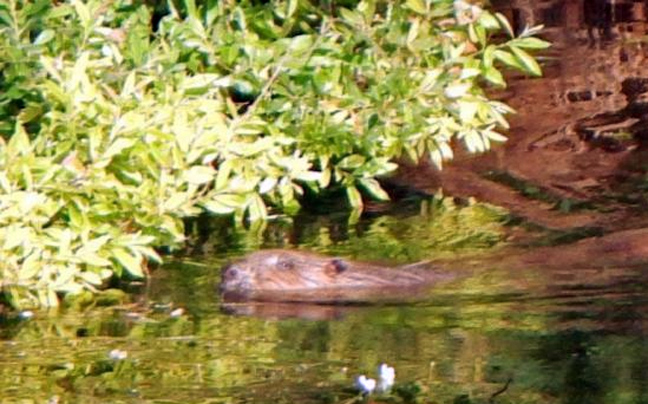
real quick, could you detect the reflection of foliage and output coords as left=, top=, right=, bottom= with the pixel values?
left=323, top=197, right=508, bottom=263
left=186, top=195, right=509, bottom=264
left=1, top=298, right=647, bottom=403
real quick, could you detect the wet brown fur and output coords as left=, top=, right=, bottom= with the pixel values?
left=220, top=249, right=454, bottom=303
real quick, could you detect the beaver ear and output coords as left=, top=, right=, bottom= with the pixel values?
left=328, top=258, right=348, bottom=274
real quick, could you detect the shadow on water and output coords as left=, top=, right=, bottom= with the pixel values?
left=5, top=2, right=648, bottom=403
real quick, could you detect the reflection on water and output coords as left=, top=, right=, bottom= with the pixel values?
left=2, top=207, right=648, bottom=403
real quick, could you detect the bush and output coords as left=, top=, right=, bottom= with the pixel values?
left=0, top=0, right=548, bottom=308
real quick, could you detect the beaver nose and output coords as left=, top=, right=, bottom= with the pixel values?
left=222, top=264, right=239, bottom=280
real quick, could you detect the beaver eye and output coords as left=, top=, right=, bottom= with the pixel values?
left=277, top=259, right=294, bottom=270
left=330, top=258, right=348, bottom=273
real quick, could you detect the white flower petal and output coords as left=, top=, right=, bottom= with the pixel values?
left=356, top=375, right=376, bottom=394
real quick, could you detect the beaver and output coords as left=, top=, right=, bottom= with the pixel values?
left=220, top=249, right=455, bottom=303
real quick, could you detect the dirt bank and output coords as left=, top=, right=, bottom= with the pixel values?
left=396, top=7, right=648, bottom=243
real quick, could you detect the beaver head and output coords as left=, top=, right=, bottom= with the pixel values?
left=220, top=249, right=351, bottom=295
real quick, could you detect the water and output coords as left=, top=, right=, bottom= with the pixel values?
left=2, top=202, right=648, bottom=403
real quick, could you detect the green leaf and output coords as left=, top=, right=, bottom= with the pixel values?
left=34, top=29, right=55, bottom=45
left=184, top=166, right=216, bottom=185
left=70, top=52, right=90, bottom=91
left=484, top=128, right=508, bottom=142
left=338, top=155, right=366, bottom=170
left=73, top=0, right=91, bottom=28
left=163, top=192, right=189, bottom=211
left=509, top=46, right=542, bottom=76
left=286, top=0, right=298, bottom=18
left=132, top=246, right=162, bottom=263
left=346, top=186, right=363, bottom=209
left=482, top=66, right=505, bottom=87
left=468, top=23, right=486, bottom=46
left=520, top=24, right=545, bottom=38
left=319, top=168, right=331, bottom=188
left=510, top=37, right=551, bottom=50
left=339, top=8, right=363, bottom=25
left=103, top=138, right=136, bottom=161
left=246, top=194, right=267, bottom=222
left=294, top=171, right=322, bottom=183
left=289, top=35, right=313, bottom=52
left=78, top=253, right=112, bottom=267
left=258, top=177, right=277, bottom=194
left=495, top=12, right=514, bottom=37
left=405, top=0, right=427, bottom=14
left=203, top=194, right=246, bottom=214
left=478, top=11, right=500, bottom=30
left=358, top=0, right=376, bottom=22
left=112, top=248, right=144, bottom=278
left=19, top=252, right=41, bottom=281
left=482, top=45, right=496, bottom=69
left=184, top=0, right=198, bottom=20
left=358, top=178, right=390, bottom=201
left=457, top=100, right=478, bottom=123
left=493, top=49, right=523, bottom=70
left=181, top=74, right=221, bottom=92
left=79, top=271, right=105, bottom=285
left=444, top=82, right=471, bottom=99
left=407, top=18, right=420, bottom=46
left=8, top=123, right=31, bottom=157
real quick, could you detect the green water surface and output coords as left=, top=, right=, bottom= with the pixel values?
left=2, top=201, right=648, bottom=404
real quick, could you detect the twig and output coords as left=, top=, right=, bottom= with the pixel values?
left=489, top=377, right=512, bottom=403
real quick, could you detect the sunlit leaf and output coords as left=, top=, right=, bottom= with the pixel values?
left=405, top=0, right=427, bottom=14
left=246, top=194, right=267, bottom=222
left=286, top=0, right=298, bottom=18
left=112, top=248, right=144, bottom=278
left=509, top=46, right=542, bottom=76
left=73, top=0, right=91, bottom=27
left=346, top=186, right=363, bottom=209
left=181, top=74, right=221, bottom=92
left=79, top=271, right=104, bottom=285
left=457, top=100, right=478, bottom=123
left=258, top=177, right=277, bottom=194
left=482, top=66, right=505, bottom=87
left=78, top=252, right=112, bottom=267
left=338, top=155, right=366, bottom=170
left=103, top=138, right=136, bottom=160
left=510, top=37, right=551, bottom=50
left=493, top=49, right=523, bottom=70
left=203, top=194, right=246, bottom=214
left=8, top=123, right=31, bottom=157
left=445, top=83, right=471, bottom=99
left=184, top=166, right=216, bottom=185
left=358, top=178, right=390, bottom=201
left=164, top=193, right=189, bottom=211
left=478, top=11, right=500, bottom=30
left=495, top=12, right=514, bottom=37
left=34, top=29, right=55, bottom=45
left=339, top=8, right=363, bottom=25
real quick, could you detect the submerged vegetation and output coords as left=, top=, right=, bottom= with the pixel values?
left=0, top=0, right=548, bottom=308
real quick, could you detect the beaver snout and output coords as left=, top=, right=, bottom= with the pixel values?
left=222, top=264, right=239, bottom=280
left=220, top=263, right=251, bottom=293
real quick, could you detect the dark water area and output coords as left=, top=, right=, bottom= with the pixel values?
left=4, top=1, right=648, bottom=403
